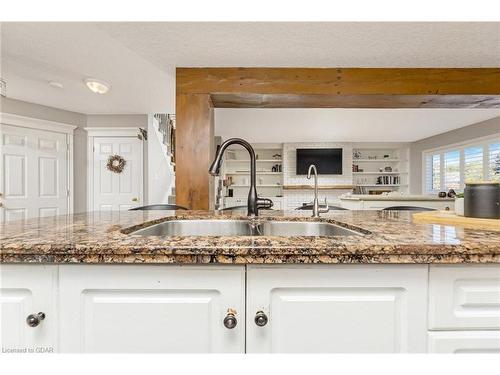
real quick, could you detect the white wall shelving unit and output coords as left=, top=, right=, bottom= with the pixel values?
left=221, top=143, right=284, bottom=209
left=352, top=146, right=409, bottom=194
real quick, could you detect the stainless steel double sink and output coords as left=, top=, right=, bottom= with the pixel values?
left=130, top=219, right=361, bottom=237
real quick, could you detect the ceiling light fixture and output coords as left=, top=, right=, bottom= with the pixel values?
left=48, top=81, right=64, bottom=89
left=84, top=78, right=110, bottom=94
left=0, top=78, right=6, bottom=97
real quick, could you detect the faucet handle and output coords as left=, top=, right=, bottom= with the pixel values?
left=319, top=198, right=329, bottom=213
left=257, top=197, right=273, bottom=210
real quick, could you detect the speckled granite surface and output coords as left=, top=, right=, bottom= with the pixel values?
left=1, top=210, right=499, bottom=264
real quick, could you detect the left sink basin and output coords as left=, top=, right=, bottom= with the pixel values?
left=130, top=220, right=254, bottom=236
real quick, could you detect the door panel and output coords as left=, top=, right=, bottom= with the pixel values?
left=82, top=290, right=219, bottom=353
left=4, top=154, right=26, bottom=197
left=247, top=265, right=428, bottom=353
left=0, top=124, right=68, bottom=222
left=429, top=265, right=500, bottom=330
left=0, top=265, right=58, bottom=352
left=92, top=137, right=142, bottom=211
left=428, top=331, right=500, bottom=353
left=59, top=265, right=245, bottom=353
left=38, top=157, right=58, bottom=197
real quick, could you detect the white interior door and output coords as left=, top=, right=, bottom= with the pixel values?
left=0, top=124, right=68, bottom=222
left=92, top=136, right=143, bottom=211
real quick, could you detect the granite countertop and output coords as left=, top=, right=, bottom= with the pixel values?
left=1, top=210, right=499, bottom=264
left=340, top=194, right=455, bottom=201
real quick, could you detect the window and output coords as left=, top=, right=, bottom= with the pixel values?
left=424, top=135, right=500, bottom=193
left=489, top=142, right=500, bottom=181
left=425, top=154, right=441, bottom=192
left=464, top=146, right=483, bottom=182
left=432, top=154, right=440, bottom=191
left=444, top=150, right=460, bottom=190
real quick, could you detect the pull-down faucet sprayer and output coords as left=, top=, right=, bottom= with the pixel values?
left=209, top=138, right=273, bottom=216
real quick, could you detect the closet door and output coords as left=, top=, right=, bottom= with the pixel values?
left=0, top=124, right=68, bottom=222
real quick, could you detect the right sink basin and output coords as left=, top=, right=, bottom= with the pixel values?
left=258, top=220, right=361, bottom=237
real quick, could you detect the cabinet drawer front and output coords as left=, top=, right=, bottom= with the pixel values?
left=428, top=331, right=500, bottom=353
left=429, top=265, right=500, bottom=330
left=59, top=265, right=245, bottom=353
left=247, top=264, right=428, bottom=353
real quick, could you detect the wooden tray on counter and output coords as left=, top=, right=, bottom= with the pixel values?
left=412, top=210, right=500, bottom=231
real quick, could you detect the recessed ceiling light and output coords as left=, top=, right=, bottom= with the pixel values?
left=48, top=81, right=64, bottom=89
left=84, top=78, right=110, bottom=94
left=0, top=78, right=6, bottom=97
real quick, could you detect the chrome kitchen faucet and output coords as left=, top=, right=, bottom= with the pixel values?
left=307, top=164, right=329, bottom=218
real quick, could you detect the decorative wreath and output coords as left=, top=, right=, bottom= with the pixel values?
left=106, top=154, right=126, bottom=174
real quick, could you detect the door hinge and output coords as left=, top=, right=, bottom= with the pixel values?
left=67, top=189, right=70, bottom=197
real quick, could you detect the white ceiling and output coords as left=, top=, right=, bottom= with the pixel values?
left=215, top=108, right=500, bottom=142
left=1, top=22, right=500, bottom=114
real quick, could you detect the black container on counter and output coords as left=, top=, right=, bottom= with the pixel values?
left=464, top=182, right=500, bottom=219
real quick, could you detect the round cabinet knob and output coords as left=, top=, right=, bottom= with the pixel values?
left=254, top=311, right=268, bottom=327
left=223, top=311, right=237, bottom=329
left=26, top=312, right=45, bottom=327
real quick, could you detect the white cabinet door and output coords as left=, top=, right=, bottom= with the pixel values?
left=428, top=331, right=500, bottom=353
left=247, top=264, right=428, bottom=353
left=92, top=136, right=143, bottom=211
left=59, top=265, right=245, bottom=353
left=0, top=265, right=57, bottom=353
left=0, top=124, right=68, bottom=222
left=429, top=265, right=500, bottom=330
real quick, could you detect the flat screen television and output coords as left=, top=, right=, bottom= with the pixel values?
left=296, top=148, right=343, bottom=175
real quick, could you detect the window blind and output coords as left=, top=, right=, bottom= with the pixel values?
left=432, top=154, right=440, bottom=191
left=444, top=150, right=460, bottom=190
left=489, top=142, right=500, bottom=181
left=464, top=146, right=483, bottom=182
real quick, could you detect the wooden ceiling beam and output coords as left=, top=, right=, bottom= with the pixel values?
left=177, top=68, right=500, bottom=98
left=210, top=93, right=500, bottom=108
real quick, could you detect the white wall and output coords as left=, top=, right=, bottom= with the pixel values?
left=86, top=114, right=148, bottom=128
left=409, top=116, right=500, bottom=194
left=215, top=108, right=500, bottom=143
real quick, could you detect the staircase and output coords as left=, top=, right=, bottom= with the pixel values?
left=148, top=114, right=176, bottom=204
left=153, top=114, right=176, bottom=169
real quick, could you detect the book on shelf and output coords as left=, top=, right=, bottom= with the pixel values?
left=374, top=175, right=400, bottom=185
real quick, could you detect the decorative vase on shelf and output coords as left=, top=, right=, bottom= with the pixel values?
left=454, top=198, right=464, bottom=216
